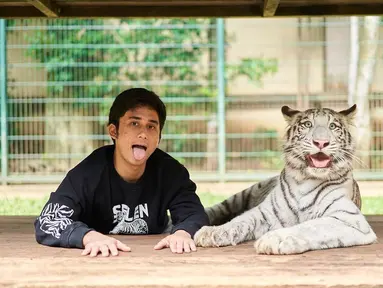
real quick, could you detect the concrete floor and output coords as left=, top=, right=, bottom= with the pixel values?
left=0, top=181, right=382, bottom=199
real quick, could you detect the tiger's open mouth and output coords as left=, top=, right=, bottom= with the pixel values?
left=306, top=152, right=332, bottom=168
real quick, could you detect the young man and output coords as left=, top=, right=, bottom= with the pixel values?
left=34, top=88, right=209, bottom=257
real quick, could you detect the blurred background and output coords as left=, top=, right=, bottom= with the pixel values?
left=0, top=16, right=382, bottom=215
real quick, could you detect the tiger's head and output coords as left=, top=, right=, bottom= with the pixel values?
left=281, top=104, right=357, bottom=181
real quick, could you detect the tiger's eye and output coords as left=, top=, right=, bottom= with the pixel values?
left=304, top=121, right=312, bottom=128
left=329, top=123, right=336, bottom=130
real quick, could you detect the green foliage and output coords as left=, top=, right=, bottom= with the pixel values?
left=8, top=18, right=279, bottom=156
left=0, top=196, right=49, bottom=215
left=11, top=19, right=215, bottom=102
left=9, top=18, right=278, bottom=100
left=227, top=57, right=278, bottom=87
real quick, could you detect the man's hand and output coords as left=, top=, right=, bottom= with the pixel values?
left=153, top=230, right=197, bottom=254
left=81, top=231, right=131, bottom=257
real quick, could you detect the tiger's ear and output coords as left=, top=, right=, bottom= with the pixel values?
left=339, top=104, right=357, bottom=123
left=281, top=106, right=300, bottom=124
left=339, top=104, right=357, bottom=117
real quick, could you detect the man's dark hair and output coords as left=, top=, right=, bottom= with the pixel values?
left=108, top=88, right=167, bottom=140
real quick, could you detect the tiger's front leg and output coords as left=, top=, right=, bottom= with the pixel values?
left=194, top=205, right=274, bottom=247
left=193, top=221, right=253, bottom=247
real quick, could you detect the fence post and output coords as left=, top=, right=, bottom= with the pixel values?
left=216, top=18, right=226, bottom=182
left=0, top=19, right=8, bottom=185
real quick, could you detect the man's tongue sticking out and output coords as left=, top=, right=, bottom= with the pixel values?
left=133, top=146, right=146, bottom=161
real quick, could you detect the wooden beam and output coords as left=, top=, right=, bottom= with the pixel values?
left=263, top=0, right=280, bottom=17
left=28, top=0, right=60, bottom=17
left=54, top=0, right=258, bottom=5
left=49, top=5, right=262, bottom=17
left=0, top=7, right=46, bottom=18
left=274, top=4, right=383, bottom=17
left=1, top=2, right=383, bottom=18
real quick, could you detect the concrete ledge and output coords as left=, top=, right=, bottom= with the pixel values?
left=0, top=181, right=382, bottom=199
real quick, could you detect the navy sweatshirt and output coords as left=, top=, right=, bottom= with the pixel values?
left=34, top=145, right=209, bottom=249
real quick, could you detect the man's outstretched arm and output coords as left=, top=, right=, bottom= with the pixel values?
left=34, top=174, right=93, bottom=248
left=34, top=174, right=131, bottom=257
left=154, top=167, right=209, bottom=253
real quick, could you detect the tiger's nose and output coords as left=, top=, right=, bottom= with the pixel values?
left=313, top=140, right=330, bottom=149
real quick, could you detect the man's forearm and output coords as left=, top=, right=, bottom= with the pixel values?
left=35, top=218, right=94, bottom=249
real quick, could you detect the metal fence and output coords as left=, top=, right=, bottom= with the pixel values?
left=0, top=17, right=383, bottom=184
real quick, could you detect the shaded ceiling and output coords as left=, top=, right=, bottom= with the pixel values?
left=0, top=0, right=382, bottom=18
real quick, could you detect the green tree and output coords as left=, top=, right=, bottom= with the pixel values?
left=9, top=18, right=278, bottom=170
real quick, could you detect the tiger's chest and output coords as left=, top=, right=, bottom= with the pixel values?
left=278, top=177, right=353, bottom=221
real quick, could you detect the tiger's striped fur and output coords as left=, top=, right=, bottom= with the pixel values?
left=194, top=104, right=377, bottom=254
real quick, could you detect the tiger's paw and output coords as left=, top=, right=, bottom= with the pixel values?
left=193, top=226, right=214, bottom=247
left=254, top=230, right=310, bottom=255
left=194, top=225, right=240, bottom=247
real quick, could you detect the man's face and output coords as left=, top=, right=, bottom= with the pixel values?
left=108, top=106, right=160, bottom=167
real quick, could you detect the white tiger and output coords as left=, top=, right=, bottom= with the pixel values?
left=194, top=104, right=377, bottom=254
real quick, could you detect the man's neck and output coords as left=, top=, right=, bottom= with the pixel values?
left=113, top=153, right=145, bottom=183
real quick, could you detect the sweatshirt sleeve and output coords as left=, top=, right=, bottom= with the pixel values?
left=168, top=166, right=209, bottom=238
left=34, top=173, right=94, bottom=249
